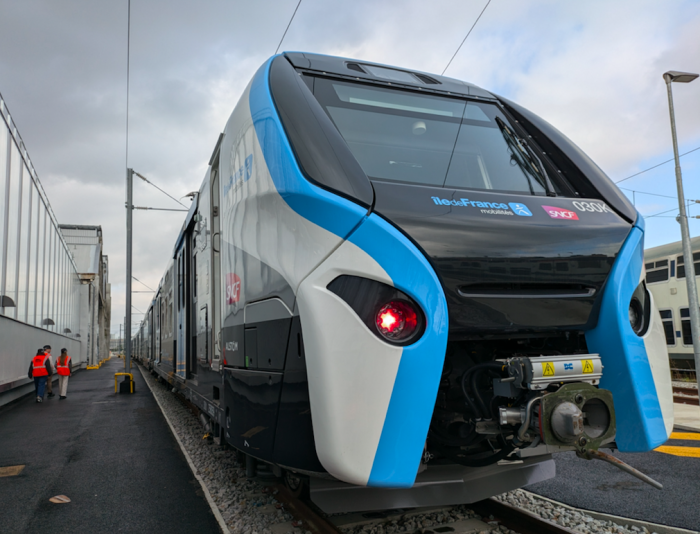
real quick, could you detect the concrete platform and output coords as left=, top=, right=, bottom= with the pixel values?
left=527, top=422, right=700, bottom=531
left=674, top=402, right=700, bottom=432
left=0, top=358, right=221, bottom=534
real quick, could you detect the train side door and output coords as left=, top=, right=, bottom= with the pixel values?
left=210, top=159, right=222, bottom=371
left=189, top=232, right=197, bottom=378
left=156, top=293, right=162, bottom=364
left=175, top=243, right=187, bottom=379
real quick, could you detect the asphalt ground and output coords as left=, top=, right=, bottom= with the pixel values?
left=526, top=429, right=700, bottom=531
left=0, top=358, right=221, bottom=534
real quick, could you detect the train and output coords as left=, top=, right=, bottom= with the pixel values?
left=644, top=235, right=700, bottom=369
left=132, top=52, right=674, bottom=512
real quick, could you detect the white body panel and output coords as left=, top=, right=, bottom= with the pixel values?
left=297, top=239, right=403, bottom=485
left=220, top=81, right=346, bottom=313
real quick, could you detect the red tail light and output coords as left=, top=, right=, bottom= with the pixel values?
left=376, top=301, right=418, bottom=341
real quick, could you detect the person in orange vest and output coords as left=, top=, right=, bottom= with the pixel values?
left=28, top=348, right=53, bottom=403
left=55, top=348, right=72, bottom=400
left=43, top=345, right=55, bottom=398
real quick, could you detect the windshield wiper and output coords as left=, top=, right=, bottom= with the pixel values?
left=496, top=117, right=556, bottom=197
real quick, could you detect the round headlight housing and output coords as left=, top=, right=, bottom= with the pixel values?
left=376, top=300, right=419, bottom=342
left=628, top=281, right=651, bottom=337
left=629, top=298, right=644, bottom=334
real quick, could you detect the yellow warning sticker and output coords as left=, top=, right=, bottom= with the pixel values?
left=541, top=362, right=555, bottom=376
left=582, top=360, right=595, bottom=374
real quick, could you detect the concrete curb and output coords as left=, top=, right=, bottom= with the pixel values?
left=138, top=364, right=231, bottom=534
left=523, top=490, right=699, bottom=534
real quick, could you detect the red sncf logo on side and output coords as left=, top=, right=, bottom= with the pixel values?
left=541, top=205, right=579, bottom=220
left=226, top=273, right=241, bottom=304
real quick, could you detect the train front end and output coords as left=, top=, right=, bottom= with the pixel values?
left=237, top=53, right=674, bottom=501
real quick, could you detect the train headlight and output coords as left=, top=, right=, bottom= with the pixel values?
left=629, top=299, right=643, bottom=333
left=376, top=301, right=418, bottom=341
left=629, top=281, right=651, bottom=337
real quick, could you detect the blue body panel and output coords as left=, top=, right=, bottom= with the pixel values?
left=249, top=57, right=450, bottom=487
left=248, top=59, right=368, bottom=241
left=585, top=216, right=667, bottom=451
left=349, top=215, right=449, bottom=486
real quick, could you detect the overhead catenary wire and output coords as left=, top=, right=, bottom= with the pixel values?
left=132, top=276, right=156, bottom=292
left=132, top=206, right=189, bottom=212
left=442, top=0, right=492, bottom=76
left=133, top=171, right=189, bottom=208
left=615, top=145, right=700, bottom=184
left=619, top=187, right=679, bottom=201
left=645, top=206, right=682, bottom=218
left=274, top=0, right=303, bottom=55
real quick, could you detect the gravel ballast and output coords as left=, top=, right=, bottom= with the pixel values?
left=139, top=365, right=690, bottom=534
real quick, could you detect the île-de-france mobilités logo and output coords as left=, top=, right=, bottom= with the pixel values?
left=508, top=202, right=532, bottom=216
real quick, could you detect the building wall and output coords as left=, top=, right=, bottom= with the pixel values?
left=0, top=91, right=87, bottom=405
left=0, top=314, right=82, bottom=406
left=60, top=226, right=110, bottom=367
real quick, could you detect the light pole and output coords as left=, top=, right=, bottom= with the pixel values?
left=663, top=70, right=700, bottom=386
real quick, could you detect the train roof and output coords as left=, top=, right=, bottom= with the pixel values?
left=283, top=52, right=496, bottom=99
left=645, top=236, right=700, bottom=261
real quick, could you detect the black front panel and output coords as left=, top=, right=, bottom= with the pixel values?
left=273, top=316, right=325, bottom=472
left=249, top=317, right=292, bottom=370
left=497, top=96, right=637, bottom=223
left=270, top=56, right=374, bottom=207
left=224, top=369, right=283, bottom=461
left=372, top=181, right=632, bottom=335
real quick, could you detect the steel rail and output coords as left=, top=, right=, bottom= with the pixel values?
left=673, top=386, right=700, bottom=406
left=470, top=498, right=579, bottom=534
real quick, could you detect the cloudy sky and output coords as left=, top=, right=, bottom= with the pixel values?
left=1, top=0, right=699, bottom=336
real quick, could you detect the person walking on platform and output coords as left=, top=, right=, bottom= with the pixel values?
left=55, top=348, right=72, bottom=400
left=28, top=348, right=52, bottom=403
left=43, top=345, right=55, bottom=398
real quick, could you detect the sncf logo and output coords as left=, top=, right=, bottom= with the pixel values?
left=226, top=273, right=241, bottom=304
left=542, top=205, right=579, bottom=220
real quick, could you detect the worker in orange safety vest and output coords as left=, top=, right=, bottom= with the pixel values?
left=55, top=348, right=72, bottom=400
left=28, top=348, right=53, bottom=403
left=43, top=345, right=55, bottom=398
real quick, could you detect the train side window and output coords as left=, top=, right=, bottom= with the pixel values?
left=680, top=308, right=693, bottom=346
left=646, top=259, right=669, bottom=284
left=659, top=309, right=675, bottom=346
left=676, top=253, right=700, bottom=279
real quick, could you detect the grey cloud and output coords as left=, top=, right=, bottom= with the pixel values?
left=3, top=0, right=700, bottom=335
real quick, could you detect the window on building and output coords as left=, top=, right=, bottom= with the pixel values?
left=5, top=142, right=22, bottom=319
left=659, top=309, right=675, bottom=346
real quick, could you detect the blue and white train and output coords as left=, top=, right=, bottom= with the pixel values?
left=133, top=53, right=674, bottom=512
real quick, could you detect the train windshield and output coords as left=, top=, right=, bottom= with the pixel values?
left=314, top=78, right=564, bottom=195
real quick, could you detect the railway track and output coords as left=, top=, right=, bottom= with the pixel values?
left=143, top=365, right=686, bottom=534
left=272, top=484, right=579, bottom=534
left=673, top=385, right=699, bottom=406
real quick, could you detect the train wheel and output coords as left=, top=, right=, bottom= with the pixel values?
left=283, top=470, right=308, bottom=499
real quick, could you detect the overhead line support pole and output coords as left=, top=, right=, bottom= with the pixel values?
left=126, top=168, right=133, bottom=373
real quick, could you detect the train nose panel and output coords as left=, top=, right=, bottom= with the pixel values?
left=372, top=181, right=632, bottom=334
